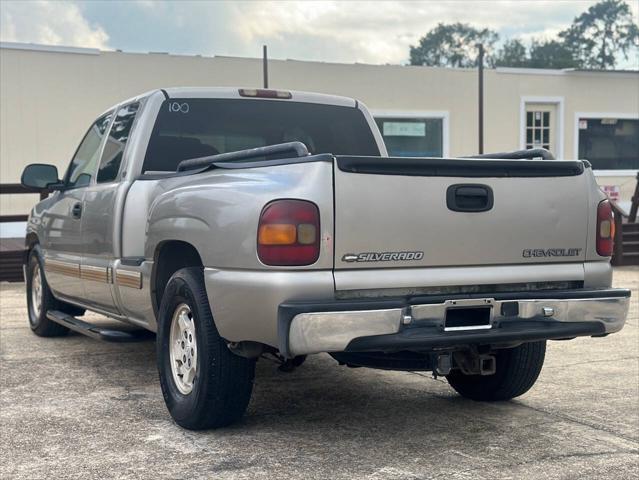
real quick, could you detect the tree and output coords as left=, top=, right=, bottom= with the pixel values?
left=494, top=38, right=580, bottom=69
left=559, top=0, right=639, bottom=69
left=494, top=39, right=528, bottom=67
left=527, top=40, right=581, bottom=69
left=410, top=23, right=498, bottom=68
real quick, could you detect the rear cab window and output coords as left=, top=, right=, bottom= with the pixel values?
left=142, top=99, right=380, bottom=173
left=97, top=102, right=140, bottom=183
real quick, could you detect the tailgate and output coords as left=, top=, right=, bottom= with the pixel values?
left=333, top=156, right=589, bottom=270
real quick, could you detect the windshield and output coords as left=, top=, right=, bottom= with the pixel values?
left=142, top=98, right=380, bottom=172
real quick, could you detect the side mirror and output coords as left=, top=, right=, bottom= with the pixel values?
left=21, top=164, right=63, bottom=190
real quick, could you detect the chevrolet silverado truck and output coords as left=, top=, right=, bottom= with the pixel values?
left=21, top=87, right=630, bottom=430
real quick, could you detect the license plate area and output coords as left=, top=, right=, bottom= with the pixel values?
left=444, top=299, right=494, bottom=332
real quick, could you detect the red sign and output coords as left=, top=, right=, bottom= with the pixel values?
left=601, top=185, right=620, bottom=202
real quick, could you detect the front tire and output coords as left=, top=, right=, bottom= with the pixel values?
left=25, top=248, right=85, bottom=337
left=26, top=246, right=69, bottom=337
left=26, top=245, right=69, bottom=337
left=446, top=341, right=546, bottom=401
left=156, top=267, right=255, bottom=430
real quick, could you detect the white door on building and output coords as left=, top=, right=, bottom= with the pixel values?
left=525, top=103, right=557, bottom=155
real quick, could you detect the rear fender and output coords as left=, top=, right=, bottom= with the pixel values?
left=145, top=161, right=335, bottom=270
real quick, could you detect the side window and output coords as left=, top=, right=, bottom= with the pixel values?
left=66, top=113, right=113, bottom=188
left=97, top=102, right=140, bottom=183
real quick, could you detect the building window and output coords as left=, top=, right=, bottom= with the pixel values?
left=578, top=118, right=639, bottom=170
left=374, top=117, right=444, bottom=157
left=526, top=111, right=550, bottom=150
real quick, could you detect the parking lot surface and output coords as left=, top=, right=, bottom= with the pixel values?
left=1, top=268, right=638, bottom=480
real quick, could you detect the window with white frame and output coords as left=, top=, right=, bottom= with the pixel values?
left=526, top=111, right=551, bottom=150
left=374, top=117, right=444, bottom=157
left=577, top=117, right=639, bottom=170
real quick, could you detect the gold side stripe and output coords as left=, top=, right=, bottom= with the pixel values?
left=80, top=265, right=109, bottom=283
left=46, top=259, right=80, bottom=278
left=45, top=259, right=141, bottom=289
left=81, top=272, right=104, bottom=282
left=116, top=270, right=143, bottom=289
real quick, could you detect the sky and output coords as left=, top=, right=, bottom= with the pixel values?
left=1, top=0, right=638, bottom=68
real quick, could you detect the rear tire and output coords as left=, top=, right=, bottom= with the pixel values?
left=26, top=246, right=69, bottom=337
left=446, top=341, right=546, bottom=401
left=157, top=267, right=255, bottom=430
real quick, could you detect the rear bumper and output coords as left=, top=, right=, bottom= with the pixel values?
left=278, top=288, right=631, bottom=357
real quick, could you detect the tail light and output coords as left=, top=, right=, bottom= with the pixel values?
left=596, top=199, right=615, bottom=257
left=257, top=200, right=320, bottom=266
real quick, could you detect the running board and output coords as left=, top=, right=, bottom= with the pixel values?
left=46, top=310, right=153, bottom=342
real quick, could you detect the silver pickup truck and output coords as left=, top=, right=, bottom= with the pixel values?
left=21, top=87, right=630, bottom=430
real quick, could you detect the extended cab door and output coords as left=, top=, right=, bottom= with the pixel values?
left=42, top=112, right=113, bottom=303
left=80, top=102, right=140, bottom=314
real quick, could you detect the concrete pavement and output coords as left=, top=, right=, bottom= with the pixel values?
left=1, top=268, right=638, bottom=479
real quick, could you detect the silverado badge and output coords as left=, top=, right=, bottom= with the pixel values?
left=341, top=251, right=425, bottom=263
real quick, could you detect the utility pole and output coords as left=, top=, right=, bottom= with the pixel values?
left=263, top=45, right=269, bottom=89
left=477, top=43, right=484, bottom=154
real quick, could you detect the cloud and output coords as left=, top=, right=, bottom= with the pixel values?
left=1, top=0, right=109, bottom=49
left=232, top=1, right=415, bottom=63
left=219, top=0, right=614, bottom=64
left=1, top=0, right=636, bottom=67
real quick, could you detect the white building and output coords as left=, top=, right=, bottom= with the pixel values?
left=1, top=42, right=638, bottom=217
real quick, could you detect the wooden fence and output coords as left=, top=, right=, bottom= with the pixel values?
left=0, top=184, right=48, bottom=282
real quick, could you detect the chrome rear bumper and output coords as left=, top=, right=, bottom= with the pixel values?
left=279, top=289, right=630, bottom=357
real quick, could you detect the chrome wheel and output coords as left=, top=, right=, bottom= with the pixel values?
left=31, top=263, right=43, bottom=318
left=169, top=303, right=198, bottom=395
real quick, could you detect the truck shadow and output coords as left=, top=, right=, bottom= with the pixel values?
left=14, top=327, right=567, bottom=476
left=55, top=330, right=538, bottom=440
left=244, top=354, right=529, bottom=432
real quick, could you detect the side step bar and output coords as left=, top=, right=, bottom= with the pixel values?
left=46, top=310, right=154, bottom=343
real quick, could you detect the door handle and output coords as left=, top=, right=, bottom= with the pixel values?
left=72, top=202, right=82, bottom=219
left=446, top=184, right=494, bottom=212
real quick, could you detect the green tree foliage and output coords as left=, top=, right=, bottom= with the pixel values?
left=494, top=39, right=528, bottom=67
left=409, top=23, right=498, bottom=67
left=559, top=0, right=639, bottom=69
left=495, top=39, right=579, bottom=69
left=409, top=0, right=638, bottom=70
left=527, top=40, right=581, bottom=69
